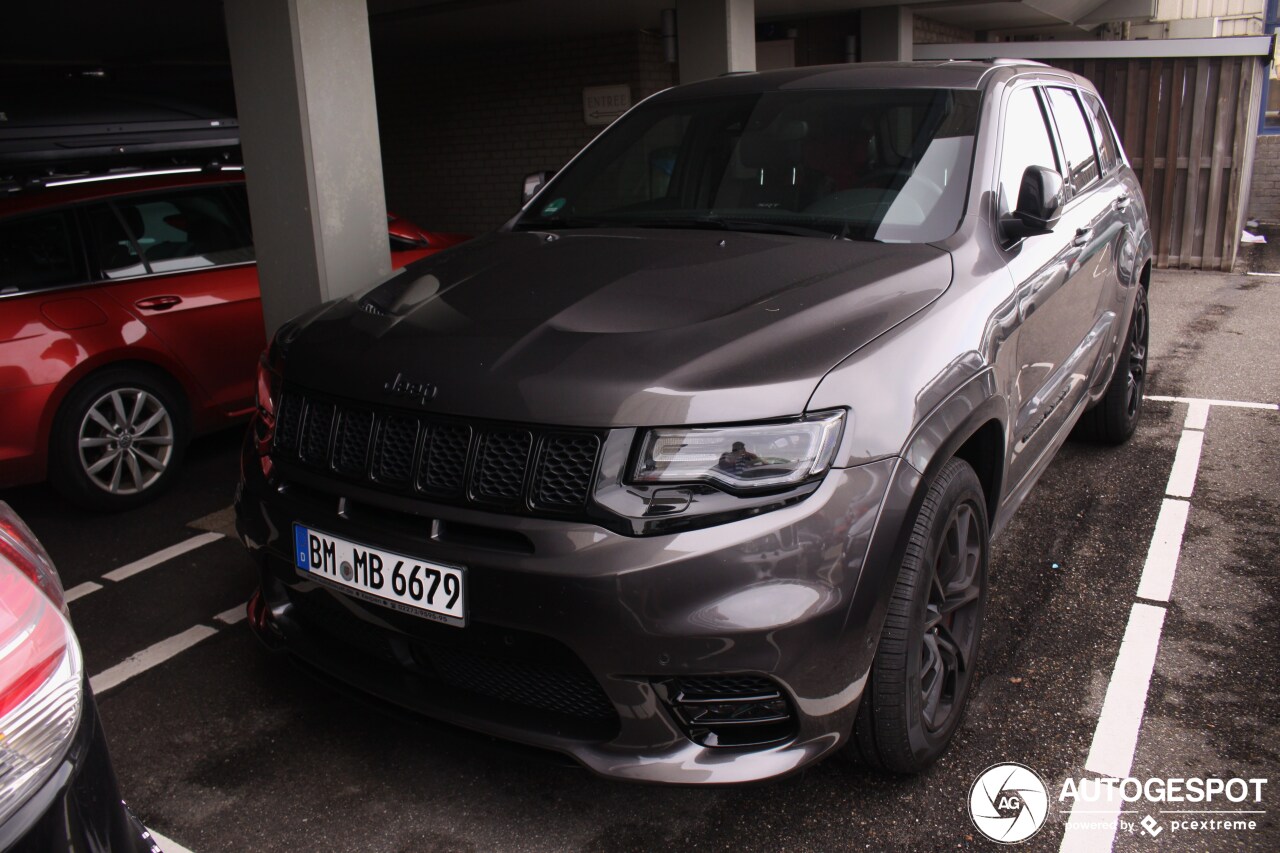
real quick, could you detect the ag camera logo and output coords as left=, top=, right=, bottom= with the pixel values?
left=969, top=763, right=1050, bottom=844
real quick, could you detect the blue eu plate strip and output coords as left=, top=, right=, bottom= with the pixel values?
left=294, top=524, right=310, bottom=571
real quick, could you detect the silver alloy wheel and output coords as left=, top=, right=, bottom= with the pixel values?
left=76, top=387, right=175, bottom=495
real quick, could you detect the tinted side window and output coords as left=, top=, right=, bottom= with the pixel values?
left=1081, top=92, right=1120, bottom=174
left=85, top=205, right=148, bottom=280
left=1046, top=87, right=1100, bottom=194
left=0, top=211, right=84, bottom=295
left=223, top=183, right=254, bottom=240
left=111, top=188, right=255, bottom=275
left=998, top=87, right=1059, bottom=218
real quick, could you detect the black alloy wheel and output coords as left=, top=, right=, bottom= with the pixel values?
left=1074, top=284, right=1149, bottom=444
left=852, top=457, right=989, bottom=773
left=919, top=499, right=984, bottom=733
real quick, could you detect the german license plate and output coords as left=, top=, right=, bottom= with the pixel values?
left=292, top=524, right=466, bottom=627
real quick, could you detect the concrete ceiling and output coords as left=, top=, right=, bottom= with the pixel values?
left=0, top=0, right=1128, bottom=66
left=367, top=0, right=1121, bottom=51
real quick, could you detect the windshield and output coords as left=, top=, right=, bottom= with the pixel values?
left=515, top=88, right=980, bottom=243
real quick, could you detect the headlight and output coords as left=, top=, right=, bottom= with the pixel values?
left=632, top=411, right=845, bottom=491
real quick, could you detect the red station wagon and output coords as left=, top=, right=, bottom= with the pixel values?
left=0, top=167, right=466, bottom=509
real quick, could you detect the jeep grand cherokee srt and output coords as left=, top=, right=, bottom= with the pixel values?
left=236, top=61, right=1151, bottom=783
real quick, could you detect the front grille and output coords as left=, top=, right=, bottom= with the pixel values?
left=334, top=408, right=374, bottom=476
left=472, top=430, right=532, bottom=503
left=300, top=402, right=335, bottom=465
left=274, top=388, right=601, bottom=514
left=373, top=416, right=418, bottom=485
left=534, top=434, right=601, bottom=507
left=418, top=423, right=471, bottom=495
left=276, top=392, right=303, bottom=455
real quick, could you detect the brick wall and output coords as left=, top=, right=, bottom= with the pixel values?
left=374, top=32, right=676, bottom=236
left=913, top=16, right=975, bottom=45
left=1248, top=134, right=1280, bottom=224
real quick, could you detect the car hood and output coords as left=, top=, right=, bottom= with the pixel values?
left=283, top=229, right=952, bottom=426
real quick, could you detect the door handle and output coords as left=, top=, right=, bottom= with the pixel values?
left=1113, top=194, right=1132, bottom=212
left=1073, top=227, right=1092, bottom=247
left=135, top=295, right=183, bottom=311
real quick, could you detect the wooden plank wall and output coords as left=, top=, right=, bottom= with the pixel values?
left=1050, top=56, right=1264, bottom=271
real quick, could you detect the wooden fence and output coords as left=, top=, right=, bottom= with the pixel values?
left=915, top=38, right=1273, bottom=271
left=1050, top=56, right=1265, bottom=271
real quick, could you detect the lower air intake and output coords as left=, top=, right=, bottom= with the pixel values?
left=658, top=674, right=796, bottom=748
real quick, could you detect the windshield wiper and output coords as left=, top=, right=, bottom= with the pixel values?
left=513, top=216, right=618, bottom=231
left=635, top=216, right=851, bottom=240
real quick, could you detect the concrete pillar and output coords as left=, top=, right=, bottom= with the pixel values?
left=677, top=0, right=756, bottom=84
left=224, top=0, right=390, bottom=337
left=860, top=5, right=914, bottom=62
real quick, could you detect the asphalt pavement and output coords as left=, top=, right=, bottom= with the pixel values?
left=3, top=255, right=1278, bottom=852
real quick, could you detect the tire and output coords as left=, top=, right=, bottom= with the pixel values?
left=1074, top=284, right=1149, bottom=444
left=49, top=368, right=188, bottom=511
left=852, top=457, right=989, bottom=773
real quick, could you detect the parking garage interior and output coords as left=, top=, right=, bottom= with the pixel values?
left=2, top=2, right=1279, bottom=851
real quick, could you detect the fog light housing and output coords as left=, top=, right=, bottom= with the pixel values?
left=657, top=674, right=796, bottom=748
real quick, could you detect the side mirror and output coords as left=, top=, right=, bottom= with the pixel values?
left=1003, top=165, right=1065, bottom=240
left=522, top=170, right=556, bottom=206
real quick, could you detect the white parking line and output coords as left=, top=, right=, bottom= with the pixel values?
left=102, top=532, right=224, bottom=583
left=148, top=828, right=196, bottom=853
left=64, top=581, right=103, bottom=603
left=1145, top=394, right=1278, bottom=411
left=1165, top=430, right=1205, bottom=498
left=213, top=603, right=248, bottom=625
left=1084, top=603, right=1168, bottom=778
left=1062, top=396, right=1278, bottom=853
left=1183, top=400, right=1210, bottom=430
left=90, top=624, right=220, bottom=695
left=1136, top=499, right=1191, bottom=603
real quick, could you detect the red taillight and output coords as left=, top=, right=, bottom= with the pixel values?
left=0, top=572, right=68, bottom=719
left=0, top=503, right=66, bottom=614
left=0, top=513, right=83, bottom=826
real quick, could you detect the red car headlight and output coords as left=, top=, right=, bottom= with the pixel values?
left=254, top=353, right=283, bottom=474
left=255, top=351, right=280, bottom=427
left=0, top=503, right=83, bottom=827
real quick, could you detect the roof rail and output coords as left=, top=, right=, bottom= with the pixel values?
left=1, top=161, right=243, bottom=195
left=989, top=58, right=1052, bottom=67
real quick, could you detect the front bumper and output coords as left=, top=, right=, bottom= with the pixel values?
left=236, top=434, right=918, bottom=784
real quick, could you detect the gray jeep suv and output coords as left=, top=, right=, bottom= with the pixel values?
left=236, top=61, right=1151, bottom=784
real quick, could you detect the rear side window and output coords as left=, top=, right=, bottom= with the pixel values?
left=84, top=205, right=148, bottom=280
left=1081, top=92, right=1120, bottom=174
left=0, top=211, right=84, bottom=295
left=1046, top=87, right=1100, bottom=194
left=107, top=188, right=254, bottom=276
left=997, top=87, right=1059, bottom=218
